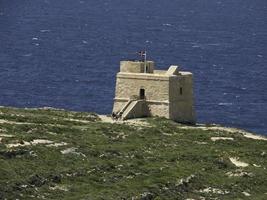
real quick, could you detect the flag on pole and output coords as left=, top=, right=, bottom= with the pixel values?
left=137, top=51, right=147, bottom=61
left=138, top=51, right=146, bottom=57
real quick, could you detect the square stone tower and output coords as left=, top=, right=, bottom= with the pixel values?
left=113, top=60, right=196, bottom=124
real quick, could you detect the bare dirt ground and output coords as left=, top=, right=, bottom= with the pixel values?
left=98, top=115, right=151, bottom=127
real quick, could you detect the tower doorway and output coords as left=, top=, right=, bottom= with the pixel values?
left=140, top=89, right=145, bottom=99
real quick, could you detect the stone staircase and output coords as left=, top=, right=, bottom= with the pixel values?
left=117, top=100, right=133, bottom=116
left=118, top=99, right=147, bottom=120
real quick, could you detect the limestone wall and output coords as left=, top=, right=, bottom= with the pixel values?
left=169, top=74, right=195, bottom=123
left=113, top=99, right=127, bottom=113
left=115, top=73, right=170, bottom=102
left=147, top=102, right=170, bottom=119
left=113, top=72, right=171, bottom=118
left=120, top=61, right=154, bottom=73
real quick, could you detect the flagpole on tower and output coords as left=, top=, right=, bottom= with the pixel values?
left=144, top=50, right=147, bottom=73
left=137, top=50, right=147, bottom=73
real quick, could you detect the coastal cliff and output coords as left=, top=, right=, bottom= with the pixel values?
left=0, top=107, right=266, bottom=199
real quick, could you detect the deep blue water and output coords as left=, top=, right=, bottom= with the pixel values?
left=0, top=0, right=266, bottom=134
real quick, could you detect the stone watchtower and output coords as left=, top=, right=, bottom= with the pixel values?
left=112, top=60, right=196, bottom=124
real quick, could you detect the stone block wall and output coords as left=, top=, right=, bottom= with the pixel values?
left=120, top=61, right=154, bottom=73
left=114, top=73, right=170, bottom=102
left=169, top=74, right=195, bottom=123
left=146, top=102, right=170, bottom=119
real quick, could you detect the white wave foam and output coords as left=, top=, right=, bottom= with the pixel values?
left=218, top=103, right=233, bottom=106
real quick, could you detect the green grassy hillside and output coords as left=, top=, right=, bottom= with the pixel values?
left=0, top=107, right=266, bottom=200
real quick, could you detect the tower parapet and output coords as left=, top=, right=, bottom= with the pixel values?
left=120, top=61, right=154, bottom=73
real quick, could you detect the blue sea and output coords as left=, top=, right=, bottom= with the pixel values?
left=0, top=0, right=266, bottom=134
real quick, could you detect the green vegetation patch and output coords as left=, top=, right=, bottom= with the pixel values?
left=0, top=107, right=266, bottom=199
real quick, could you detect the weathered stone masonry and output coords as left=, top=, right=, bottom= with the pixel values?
left=113, top=60, right=196, bottom=124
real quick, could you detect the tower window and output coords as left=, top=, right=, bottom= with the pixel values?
left=180, top=87, right=183, bottom=95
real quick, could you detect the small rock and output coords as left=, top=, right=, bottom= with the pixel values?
left=61, top=147, right=86, bottom=157
left=242, top=192, right=251, bottom=196
left=211, top=137, right=234, bottom=141
left=229, top=157, right=249, bottom=167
